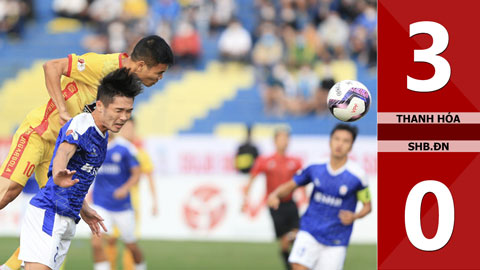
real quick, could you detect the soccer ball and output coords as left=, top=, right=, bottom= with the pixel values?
left=327, top=80, right=371, bottom=122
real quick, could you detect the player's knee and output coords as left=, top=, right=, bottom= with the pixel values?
left=280, top=235, right=291, bottom=250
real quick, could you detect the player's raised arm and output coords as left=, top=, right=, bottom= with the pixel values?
left=113, top=166, right=141, bottom=199
left=43, top=57, right=71, bottom=125
left=52, top=141, right=79, bottom=188
left=267, top=180, right=298, bottom=210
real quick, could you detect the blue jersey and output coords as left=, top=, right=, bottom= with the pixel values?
left=294, top=159, right=368, bottom=246
left=30, top=113, right=108, bottom=223
left=93, top=137, right=139, bottom=211
left=23, top=175, right=40, bottom=194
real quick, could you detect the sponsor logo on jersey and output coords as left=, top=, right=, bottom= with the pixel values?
left=77, top=58, right=86, bottom=71
left=81, top=163, right=99, bottom=176
left=97, top=163, right=120, bottom=175
left=66, top=130, right=78, bottom=140
left=89, top=147, right=98, bottom=157
left=313, top=191, right=342, bottom=207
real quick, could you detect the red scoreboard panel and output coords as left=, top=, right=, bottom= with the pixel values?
left=378, top=0, right=480, bottom=269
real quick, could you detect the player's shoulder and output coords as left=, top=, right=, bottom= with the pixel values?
left=66, top=113, right=96, bottom=136
left=345, top=160, right=367, bottom=185
left=287, top=155, right=302, bottom=163
left=303, top=157, right=329, bottom=169
left=257, top=154, right=271, bottom=162
left=72, top=52, right=123, bottom=63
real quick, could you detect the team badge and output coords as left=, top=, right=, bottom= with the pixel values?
left=314, top=178, right=321, bottom=187
left=66, top=130, right=78, bottom=140
left=339, top=185, right=348, bottom=196
left=112, top=152, right=122, bottom=162
left=77, top=58, right=86, bottom=71
left=267, top=160, right=276, bottom=169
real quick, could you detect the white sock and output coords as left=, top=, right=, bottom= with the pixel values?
left=135, top=262, right=147, bottom=270
left=94, top=261, right=110, bottom=270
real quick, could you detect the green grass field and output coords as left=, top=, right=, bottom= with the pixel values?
left=0, top=237, right=376, bottom=269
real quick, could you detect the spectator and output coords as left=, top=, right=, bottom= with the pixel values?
left=209, top=0, right=235, bottom=33
left=0, top=0, right=32, bottom=39
left=218, top=19, right=252, bottom=63
left=262, top=64, right=296, bottom=116
left=318, top=11, right=349, bottom=59
left=52, top=0, right=88, bottom=20
left=252, top=22, right=283, bottom=69
left=311, top=78, right=335, bottom=115
left=171, top=20, right=202, bottom=68
left=235, top=125, right=259, bottom=174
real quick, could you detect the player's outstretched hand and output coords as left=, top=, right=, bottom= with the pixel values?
left=338, top=210, right=355, bottom=225
left=53, top=169, right=79, bottom=188
left=267, top=194, right=280, bottom=210
left=80, top=206, right=107, bottom=237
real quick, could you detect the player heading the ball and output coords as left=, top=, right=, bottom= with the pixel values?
left=18, top=68, right=143, bottom=270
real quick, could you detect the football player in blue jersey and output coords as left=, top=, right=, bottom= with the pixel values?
left=267, top=124, right=372, bottom=270
left=90, top=133, right=145, bottom=270
left=18, top=67, right=143, bottom=270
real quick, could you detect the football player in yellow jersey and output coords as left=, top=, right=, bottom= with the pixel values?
left=0, top=35, right=172, bottom=270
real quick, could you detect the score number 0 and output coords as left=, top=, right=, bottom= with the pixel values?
left=404, top=21, right=454, bottom=251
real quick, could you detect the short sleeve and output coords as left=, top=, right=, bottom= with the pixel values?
left=249, top=157, right=265, bottom=177
left=357, top=187, right=371, bottom=203
left=125, top=149, right=140, bottom=169
left=61, top=114, right=92, bottom=149
left=295, top=158, right=302, bottom=171
left=137, top=149, right=154, bottom=174
left=67, top=52, right=126, bottom=88
left=293, top=165, right=313, bottom=186
left=63, top=129, right=81, bottom=146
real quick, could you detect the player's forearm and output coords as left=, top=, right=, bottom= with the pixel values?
left=244, top=175, right=256, bottom=196
left=146, top=174, right=158, bottom=202
left=52, top=143, right=77, bottom=184
left=272, top=180, right=298, bottom=199
left=354, top=201, right=372, bottom=220
left=121, top=168, right=141, bottom=191
left=81, top=200, right=91, bottom=212
left=43, top=58, right=69, bottom=113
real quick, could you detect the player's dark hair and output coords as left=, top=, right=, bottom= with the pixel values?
left=97, top=68, right=143, bottom=106
left=330, top=124, right=358, bottom=142
left=320, top=78, right=335, bottom=91
left=131, top=35, right=174, bottom=67
left=274, top=126, right=291, bottom=139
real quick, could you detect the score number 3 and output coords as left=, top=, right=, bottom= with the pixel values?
left=404, top=22, right=454, bottom=251
left=408, top=21, right=451, bottom=92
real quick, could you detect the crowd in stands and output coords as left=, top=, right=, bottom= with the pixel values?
left=246, top=0, right=377, bottom=117
left=1, top=0, right=377, bottom=118
left=0, top=0, right=33, bottom=40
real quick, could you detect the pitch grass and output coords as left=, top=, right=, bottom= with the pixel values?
left=0, top=237, right=376, bottom=269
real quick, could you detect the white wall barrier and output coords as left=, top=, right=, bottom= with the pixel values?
left=0, top=136, right=377, bottom=243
